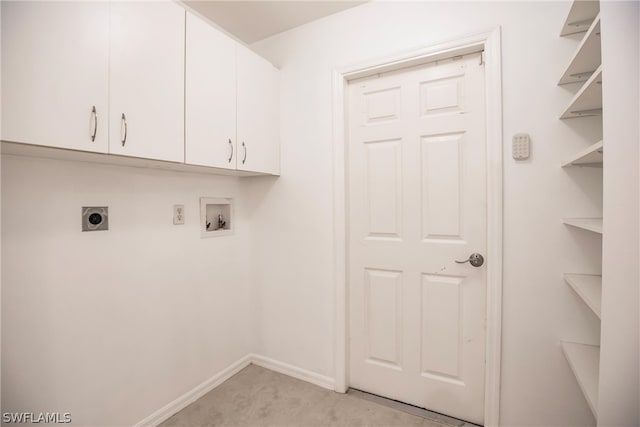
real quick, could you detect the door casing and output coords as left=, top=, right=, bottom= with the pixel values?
left=331, top=27, right=503, bottom=427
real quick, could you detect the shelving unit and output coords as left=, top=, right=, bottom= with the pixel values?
left=560, top=66, right=602, bottom=119
left=562, top=140, right=603, bottom=168
left=560, top=1, right=600, bottom=36
left=561, top=342, right=600, bottom=418
left=558, top=1, right=603, bottom=421
left=559, top=16, right=601, bottom=85
left=563, top=218, right=603, bottom=234
left=564, top=274, right=602, bottom=318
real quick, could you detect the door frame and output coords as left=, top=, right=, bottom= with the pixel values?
left=332, top=27, right=503, bottom=427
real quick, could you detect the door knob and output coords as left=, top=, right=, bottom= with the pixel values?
left=455, top=253, right=484, bottom=267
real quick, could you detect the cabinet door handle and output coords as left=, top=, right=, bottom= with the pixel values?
left=121, top=113, right=127, bottom=147
left=90, top=106, right=98, bottom=142
left=242, top=141, right=247, bottom=164
left=228, top=139, right=233, bottom=163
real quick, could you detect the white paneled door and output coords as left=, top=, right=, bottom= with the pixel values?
left=348, top=52, right=487, bottom=425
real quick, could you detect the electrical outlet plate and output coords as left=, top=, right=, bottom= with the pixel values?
left=173, top=204, right=185, bottom=225
left=512, top=133, right=531, bottom=160
left=82, top=206, right=109, bottom=231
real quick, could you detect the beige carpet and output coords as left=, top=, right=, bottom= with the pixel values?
left=160, top=364, right=466, bottom=427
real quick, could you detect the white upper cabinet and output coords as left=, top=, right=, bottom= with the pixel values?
left=237, top=45, right=280, bottom=175
left=109, top=1, right=185, bottom=163
left=185, top=12, right=237, bottom=169
left=2, top=2, right=279, bottom=175
left=1, top=1, right=109, bottom=153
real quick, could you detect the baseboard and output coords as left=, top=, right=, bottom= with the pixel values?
left=134, top=354, right=252, bottom=427
left=135, top=353, right=336, bottom=426
left=249, top=353, right=336, bottom=391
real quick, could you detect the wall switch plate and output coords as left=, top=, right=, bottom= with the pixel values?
left=173, top=205, right=185, bottom=225
left=512, top=133, right=531, bottom=160
left=82, top=207, right=109, bottom=231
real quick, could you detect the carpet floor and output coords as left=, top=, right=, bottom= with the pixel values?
left=159, top=364, right=469, bottom=427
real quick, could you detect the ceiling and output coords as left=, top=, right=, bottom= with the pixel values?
left=184, top=1, right=366, bottom=44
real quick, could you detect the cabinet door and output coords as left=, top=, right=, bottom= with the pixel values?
left=1, top=1, right=109, bottom=153
left=185, top=12, right=237, bottom=169
left=237, top=45, right=280, bottom=175
left=109, top=1, right=185, bottom=162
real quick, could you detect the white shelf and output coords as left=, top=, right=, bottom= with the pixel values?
left=562, top=140, right=603, bottom=168
left=561, top=342, right=600, bottom=418
left=559, top=2, right=602, bottom=423
left=560, top=1, right=600, bottom=36
left=563, top=218, right=603, bottom=234
left=564, top=274, right=602, bottom=318
left=559, top=16, right=601, bottom=85
left=560, top=65, right=602, bottom=119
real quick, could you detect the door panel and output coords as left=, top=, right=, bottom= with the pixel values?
left=420, top=74, right=465, bottom=115
left=364, top=87, right=401, bottom=123
left=421, top=133, right=464, bottom=240
left=421, top=274, right=463, bottom=382
left=365, top=268, right=403, bottom=368
left=349, top=53, right=487, bottom=425
left=365, top=139, right=403, bottom=239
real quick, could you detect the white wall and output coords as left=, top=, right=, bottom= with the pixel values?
left=1, top=155, right=253, bottom=426
left=250, top=2, right=605, bottom=425
left=0, top=3, right=3, bottom=413
left=598, top=2, right=640, bottom=426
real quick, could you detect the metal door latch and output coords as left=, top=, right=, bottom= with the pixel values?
left=455, top=253, right=485, bottom=267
